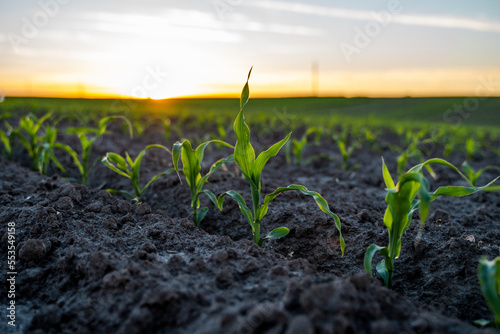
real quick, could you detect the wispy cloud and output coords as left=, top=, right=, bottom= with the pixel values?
left=247, top=1, right=500, bottom=33
left=74, top=8, right=323, bottom=41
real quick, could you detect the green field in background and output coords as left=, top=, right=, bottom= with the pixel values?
left=2, top=97, right=499, bottom=130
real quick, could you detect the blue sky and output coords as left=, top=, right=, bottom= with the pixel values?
left=1, top=0, right=499, bottom=98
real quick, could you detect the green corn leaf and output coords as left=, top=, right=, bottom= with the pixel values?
left=430, top=180, right=499, bottom=199
left=102, top=153, right=131, bottom=178
left=387, top=173, right=425, bottom=257
left=200, top=189, right=219, bottom=207
left=338, top=140, right=347, bottom=158
left=11, top=131, right=32, bottom=156
left=106, top=189, right=136, bottom=198
left=486, top=185, right=500, bottom=192
left=382, top=158, right=395, bottom=189
left=257, top=184, right=344, bottom=256
left=264, top=227, right=290, bottom=239
left=180, top=140, right=201, bottom=188
left=234, top=68, right=256, bottom=179
left=65, top=127, right=98, bottom=136
left=240, top=66, right=252, bottom=110
left=234, top=109, right=255, bottom=179
left=99, top=116, right=133, bottom=138
left=198, top=155, right=235, bottom=193
left=56, top=143, right=84, bottom=175
left=80, top=134, right=93, bottom=152
left=48, top=151, right=66, bottom=173
left=195, top=207, right=209, bottom=226
left=141, top=168, right=176, bottom=196
left=462, top=161, right=475, bottom=181
left=0, top=129, right=12, bottom=155
left=125, top=151, right=135, bottom=170
left=364, top=244, right=387, bottom=277
left=172, top=140, right=183, bottom=180
left=194, top=141, right=212, bottom=165
left=418, top=178, right=432, bottom=226
left=135, top=144, right=172, bottom=193
left=37, top=112, right=52, bottom=126
left=397, top=152, right=408, bottom=175
left=195, top=139, right=232, bottom=162
left=251, top=132, right=291, bottom=186
left=376, top=259, right=391, bottom=287
left=409, top=158, right=473, bottom=187
left=218, top=190, right=254, bottom=228
left=478, top=256, right=500, bottom=327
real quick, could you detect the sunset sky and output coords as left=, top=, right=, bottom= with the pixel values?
left=1, top=0, right=500, bottom=98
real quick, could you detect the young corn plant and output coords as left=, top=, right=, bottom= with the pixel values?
left=361, top=127, right=380, bottom=152
left=476, top=247, right=500, bottom=328
left=10, top=113, right=51, bottom=170
left=364, top=158, right=499, bottom=288
left=465, top=138, right=478, bottom=161
left=0, top=117, right=14, bottom=159
left=209, top=124, right=232, bottom=151
left=394, top=135, right=438, bottom=179
left=11, top=113, right=67, bottom=174
left=56, top=116, right=132, bottom=185
left=37, top=125, right=67, bottom=175
left=164, top=118, right=172, bottom=141
left=216, top=68, right=344, bottom=252
left=461, top=162, right=500, bottom=187
left=102, top=144, right=174, bottom=202
left=333, top=128, right=361, bottom=171
left=285, top=127, right=322, bottom=166
left=337, top=139, right=361, bottom=171
left=173, top=139, right=234, bottom=227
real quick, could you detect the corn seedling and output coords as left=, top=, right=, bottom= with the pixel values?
left=333, top=128, right=361, bottom=171
left=465, top=138, right=478, bottom=161
left=56, top=116, right=132, bottom=185
left=10, top=113, right=51, bottom=170
left=209, top=124, right=232, bottom=151
left=285, top=127, right=322, bottom=165
left=336, top=138, right=361, bottom=171
left=0, top=122, right=13, bottom=159
left=216, top=68, right=344, bottom=252
left=10, top=113, right=67, bottom=174
left=164, top=118, right=172, bottom=141
left=476, top=247, right=500, bottom=328
left=365, top=158, right=499, bottom=288
left=173, top=139, right=234, bottom=227
left=394, top=135, right=438, bottom=179
left=102, top=144, right=174, bottom=202
left=0, top=112, right=12, bottom=157
left=363, top=127, right=379, bottom=152
left=461, top=162, right=500, bottom=187
left=37, top=125, right=67, bottom=175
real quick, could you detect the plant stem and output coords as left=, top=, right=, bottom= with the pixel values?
left=249, top=184, right=262, bottom=245
left=387, top=270, right=393, bottom=289
left=254, top=220, right=261, bottom=246
left=193, top=205, right=199, bottom=227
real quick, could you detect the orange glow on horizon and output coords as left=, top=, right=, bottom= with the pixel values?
left=0, top=69, right=500, bottom=100
left=3, top=67, right=500, bottom=99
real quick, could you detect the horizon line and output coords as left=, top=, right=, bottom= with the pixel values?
left=5, top=93, right=500, bottom=100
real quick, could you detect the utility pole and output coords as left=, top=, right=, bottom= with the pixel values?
left=312, top=61, right=318, bottom=97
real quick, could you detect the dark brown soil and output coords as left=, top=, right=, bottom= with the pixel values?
left=1, top=121, right=499, bottom=334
